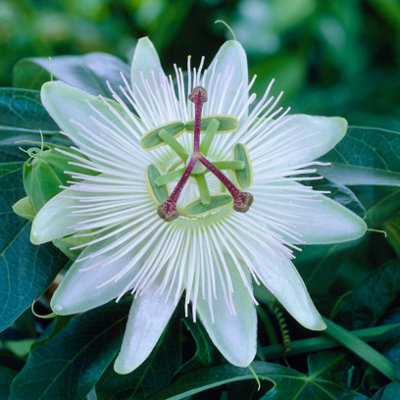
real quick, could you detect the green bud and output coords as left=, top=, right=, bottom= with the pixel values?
left=12, top=196, right=35, bottom=221
left=53, top=235, right=92, bottom=260
left=23, top=143, right=94, bottom=213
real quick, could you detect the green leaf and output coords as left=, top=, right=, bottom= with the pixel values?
left=310, top=177, right=366, bottom=219
left=318, top=127, right=400, bottom=187
left=0, top=89, right=61, bottom=145
left=0, top=169, right=66, bottom=332
left=296, top=238, right=362, bottom=295
left=336, top=259, right=400, bottom=329
left=382, top=382, right=400, bottom=400
left=9, top=300, right=131, bottom=400
left=306, top=351, right=355, bottom=389
left=384, top=213, right=400, bottom=256
left=0, top=366, right=17, bottom=400
left=351, top=185, right=400, bottom=228
left=0, top=146, right=26, bottom=177
left=95, top=314, right=181, bottom=400
left=150, top=360, right=367, bottom=400
left=13, top=53, right=131, bottom=99
left=179, top=318, right=218, bottom=374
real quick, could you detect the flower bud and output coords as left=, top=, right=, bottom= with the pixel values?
left=23, top=143, right=91, bottom=213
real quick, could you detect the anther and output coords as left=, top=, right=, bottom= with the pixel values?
left=157, top=200, right=179, bottom=222
left=233, top=192, right=254, bottom=213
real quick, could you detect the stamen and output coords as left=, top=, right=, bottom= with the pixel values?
left=199, top=118, right=219, bottom=155
left=212, top=160, right=244, bottom=171
left=158, top=130, right=188, bottom=161
left=195, top=174, right=211, bottom=205
left=155, top=168, right=185, bottom=187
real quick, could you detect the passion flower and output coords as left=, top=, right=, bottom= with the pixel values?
left=30, top=37, right=366, bottom=374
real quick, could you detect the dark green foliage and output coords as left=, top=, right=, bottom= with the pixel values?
left=0, top=168, right=66, bottom=332
left=150, top=358, right=367, bottom=400
left=318, top=127, right=400, bottom=187
left=13, top=53, right=131, bottom=98
left=336, top=259, right=400, bottom=330
left=95, top=315, right=181, bottom=400
left=0, top=88, right=60, bottom=144
left=9, top=301, right=131, bottom=400
left=1, top=1, right=400, bottom=399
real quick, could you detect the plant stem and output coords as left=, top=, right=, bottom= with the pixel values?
left=263, top=322, right=400, bottom=371
left=257, top=307, right=278, bottom=345
left=322, top=318, right=395, bottom=381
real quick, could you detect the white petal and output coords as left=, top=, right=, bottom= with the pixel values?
left=41, top=81, right=140, bottom=153
left=251, top=115, right=347, bottom=174
left=130, top=37, right=166, bottom=100
left=30, top=189, right=81, bottom=244
left=252, top=180, right=367, bottom=244
left=245, top=239, right=326, bottom=331
left=114, top=280, right=180, bottom=374
left=50, top=240, right=141, bottom=315
left=196, top=267, right=257, bottom=367
left=205, top=40, right=248, bottom=120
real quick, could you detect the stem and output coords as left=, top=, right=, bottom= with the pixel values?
left=257, top=307, right=278, bottom=345
left=263, top=323, right=400, bottom=359
left=322, top=318, right=395, bottom=380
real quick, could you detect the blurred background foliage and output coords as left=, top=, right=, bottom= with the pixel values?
left=1, top=0, right=399, bottom=131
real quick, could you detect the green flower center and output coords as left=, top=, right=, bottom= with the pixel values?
left=142, top=86, right=254, bottom=222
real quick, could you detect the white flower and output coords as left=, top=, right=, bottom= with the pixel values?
left=30, top=37, right=366, bottom=374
